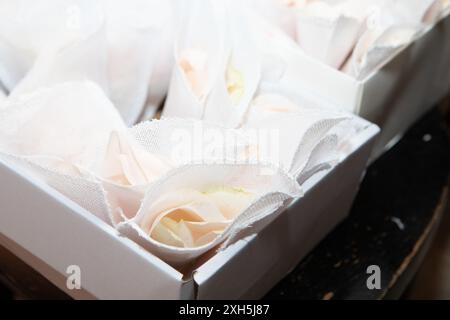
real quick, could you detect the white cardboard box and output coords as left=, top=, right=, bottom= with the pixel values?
left=279, top=11, right=450, bottom=160
left=0, top=118, right=379, bottom=300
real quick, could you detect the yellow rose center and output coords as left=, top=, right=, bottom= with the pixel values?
left=226, top=62, right=244, bottom=105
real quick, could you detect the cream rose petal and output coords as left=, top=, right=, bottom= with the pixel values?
left=152, top=219, right=229, bottom=248
left=182, top=221, right=229, bottom=242
left=140, top=189, right=226, bottom=235
left=204, top=187, right=256, bottom=220
left=225, top=62, right=245, bottom=106
left=163, top=0, right=228, bottom=120
left=442, top=0, right=450, bottom=12
left=144, top=188, right=250, bottom=248
left=98, top=130, right=173, bottom=223
left=179, top=49, right=209, bottom=100
left=100, top=131, right=171, bottom=187
left=151, top=217, right=187, bottom=248
left=144, top=190, right=230, bottom=248
left=118, top=164, right=302, bottom=265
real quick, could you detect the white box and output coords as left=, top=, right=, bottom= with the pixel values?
left=280, top=11, right=450, bottom=160
left=0, top=119, right=378, bottom=300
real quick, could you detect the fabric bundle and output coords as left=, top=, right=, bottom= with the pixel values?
left=0, top=0, right=175, bottom=124
left=246, top=0, right=449, bottom=79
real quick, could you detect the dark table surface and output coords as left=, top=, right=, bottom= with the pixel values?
left=1, top=103, right=450, bottom=300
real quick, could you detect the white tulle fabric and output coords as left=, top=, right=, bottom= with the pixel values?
left=0, top=0, right=175, bottom=125
left=244, top=0, right=448, bottom=79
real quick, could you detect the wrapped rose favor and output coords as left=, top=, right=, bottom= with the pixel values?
left=0, top=81, right=133, bottom=223
left=243, top=0, right=368, bottom=68
left=294, top=0, right=366, bottom=69
left=244, top=0, right=448, bottom=79
left=0, top=1, right=105, bottom=95
left=0, top=82, right=125, bottom=168
left=118, top=164, right=302, bottom=265
left=101, top=0, right=176, bottom=122
left=0, top=0, right=175, bottom=125
left=342, top=0, right=444, bottom=79
left=0, top=0, right=101, bottom=89
left=162, top=0, right=228, bottom=121
left=163, top=0, right=262, bottom=128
